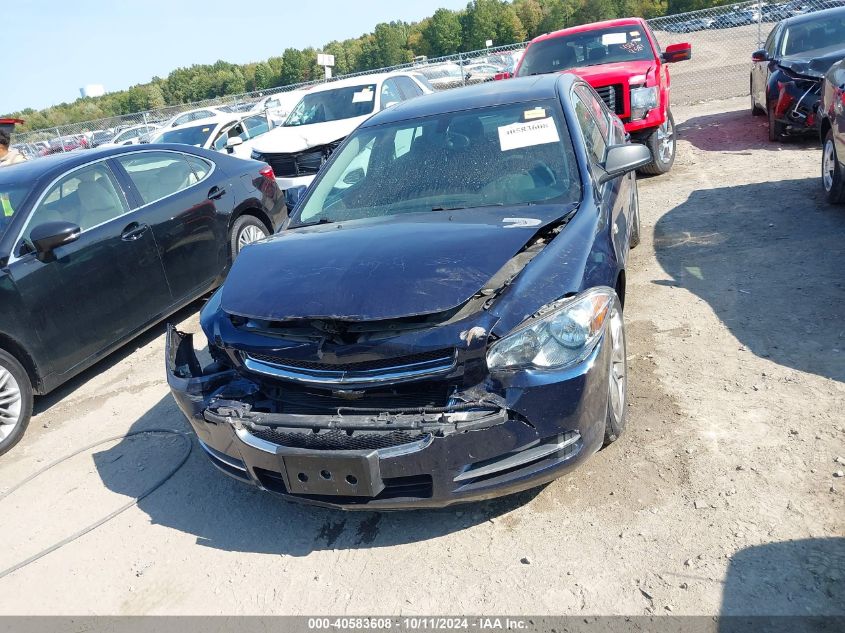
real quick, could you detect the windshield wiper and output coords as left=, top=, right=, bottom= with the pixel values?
left=431, top=203, right=504, bottom=212
left=295, top=217, right=334, bottom=228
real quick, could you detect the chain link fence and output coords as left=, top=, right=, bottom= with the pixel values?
left=10, top=0, right=843, bottom=158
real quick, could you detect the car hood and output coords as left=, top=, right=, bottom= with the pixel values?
left=780, top=47, right=845, bottom=79
left=565, top=60, right=655, bottom=85
left=251, top=116, right=369, bottom=154
left=221, top=206, right=572, bottom=322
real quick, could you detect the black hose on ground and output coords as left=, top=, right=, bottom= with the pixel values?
left=0, top=428, right=193, bottom=580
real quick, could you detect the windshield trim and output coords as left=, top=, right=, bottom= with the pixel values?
left=283, top=83, right=378, bottom=128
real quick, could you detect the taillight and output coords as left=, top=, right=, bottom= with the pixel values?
left=259, top=165, right=275, bottom=181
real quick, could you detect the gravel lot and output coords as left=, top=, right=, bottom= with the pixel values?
left=0, top=95, right=843, bottom=616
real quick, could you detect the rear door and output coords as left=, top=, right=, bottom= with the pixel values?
left=112, top=150, right=231, bottom=302
left=9, top=159, right=172, bottom=375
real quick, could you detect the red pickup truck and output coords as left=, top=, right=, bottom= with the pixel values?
left=500, top=18, right=691, bottom=174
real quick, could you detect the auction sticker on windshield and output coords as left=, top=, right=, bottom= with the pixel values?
left=498, top=118, right=560, bottom=151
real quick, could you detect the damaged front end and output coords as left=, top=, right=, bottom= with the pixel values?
left=772, top=63, right=826, bottom=133
left=166, top=290, right=607, bottom=509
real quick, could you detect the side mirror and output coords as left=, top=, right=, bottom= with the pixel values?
left=343, top=168, right=365, bottom=186
left=663, top=43, right=692, bottom=63
left=226, top=136, right=244, bottom=149
left=30, top=221, right=81, bottom=261
left=284, top=185, right=308, bottom=211
left=494, top=72, right=513, bottom=81
left=751, top=49, right=769, bottom=62
left=599, top=144, right=653, bottom=184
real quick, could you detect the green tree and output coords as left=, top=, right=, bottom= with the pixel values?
left=280, top=48, right=309, bottom=85
left=513, top=0, right=544, bottom=38
left=422, top=9, right=464, bottom=57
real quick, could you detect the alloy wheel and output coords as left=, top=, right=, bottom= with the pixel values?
left=823, top=139, right=836, bottom=193
left=656, top=116, right=675, bottom=165
left=0, top=366, right=22, bottom=442
left=608, top=305, right=627, bottom=424
left=238, top=225, right=267, bottom=251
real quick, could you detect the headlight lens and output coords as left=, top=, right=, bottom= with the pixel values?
left=486, top=287, right=616, bottom=371
left=250, top=149, right=262, bottom=160
left=630, top=86, right=659, bottom=120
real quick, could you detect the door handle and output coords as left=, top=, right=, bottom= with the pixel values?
left=121, top=222, right=149, bottom=241
left=208, top=186, right=226, bottom=200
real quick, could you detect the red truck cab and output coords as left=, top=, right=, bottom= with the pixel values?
left=501, top=18, right=691, bottom=174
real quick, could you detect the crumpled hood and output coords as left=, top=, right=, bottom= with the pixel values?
left=779, top=47, right=845, bottom=79
left=252, top=116, right=369, bottom=154
left=565, top=60, right=655, bottom=86
left=221, top=207, right=569, bottom=322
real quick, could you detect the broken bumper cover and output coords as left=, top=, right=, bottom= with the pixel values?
left=166, top=325, right=609, bottom=509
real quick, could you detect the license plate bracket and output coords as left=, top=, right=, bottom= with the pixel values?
left=281, top=450, right=384, bottom=497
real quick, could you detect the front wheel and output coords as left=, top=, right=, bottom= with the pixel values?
left=602, top=300, right=628, bottom=446
left=639, top=110, right=676, bottom=176
left=822, top=130, right=845, bottom=204
left=230, top=215, right=269, bottom=259
left=767, top=102, right=786, bottom=142
left=0, top=349, right=33, bottom=457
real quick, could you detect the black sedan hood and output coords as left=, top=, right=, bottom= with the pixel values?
left=221, top=207, right=569, bottom=322
left=780, top=47, right=845, bottom=79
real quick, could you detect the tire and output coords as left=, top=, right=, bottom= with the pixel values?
left=639, top=109, right=676, bottom=176
left=602, top=299, right=628, bottom=447
left=751, top=84, right=764, bottom=116
left=767, top=102, right=786, bottom=142
left=230, top=215, right=269, bottom=259
left=630, top=182, right=641, bottom=249
left=0, top=349, right=33, bottom=457
left=822, top=129, right=845, bottom=204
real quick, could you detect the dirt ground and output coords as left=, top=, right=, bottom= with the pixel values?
left=0, top=95, right=843, bottom=616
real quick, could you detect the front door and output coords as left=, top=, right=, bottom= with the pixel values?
left=10, top=160, right=171, bottom=377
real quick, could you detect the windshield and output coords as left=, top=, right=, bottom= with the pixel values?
left=517, top=27, right=654, bottom=76
left=283, top=84, right=377, bottom=127
left=292, top=100, right=581, bottom=227
left=154, top=123, right=216, bottom=147
left=781, top=15, right=845, bottom=56
left=0, top=175, right=34, bottom=242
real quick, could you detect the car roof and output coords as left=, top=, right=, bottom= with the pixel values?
left=362, top=74, right=572, bottom=127
left=780, top=5, right=845, bottom=25
left=302, top=71, right=418, bottom=94
left=159, top=113, right=241, bottom=133
left=530, top=17, right=646, bottom=44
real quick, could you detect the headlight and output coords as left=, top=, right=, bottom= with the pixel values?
left=486, top=287, right=616, bottom=372
left=250, top=149, right=262, bottom=160
left=630, top=86, right=659, bottom=120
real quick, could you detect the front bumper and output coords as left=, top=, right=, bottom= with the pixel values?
left=166, top=326, right=610, bottom=510
left=771, top=78, right=822, bottom=133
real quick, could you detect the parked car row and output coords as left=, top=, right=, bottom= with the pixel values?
left=661, top=0, right=845, bottom=33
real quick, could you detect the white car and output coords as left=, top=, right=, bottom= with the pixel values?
left=150, top=112, right=276, bottom=159
left=250, top=72, right=432, bottom=190
left=102, top=124, right=160, bottom=146
left=158, top=106, right=230, bottom=130
left=251, top=90, right=308, bottom=123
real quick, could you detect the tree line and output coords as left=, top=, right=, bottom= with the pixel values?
left=7, top=0, right=731, bottom=133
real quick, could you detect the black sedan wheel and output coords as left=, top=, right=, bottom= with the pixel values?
left=231, top=215, right=269, bottom=258
left=823, top=130, right=845, bottom=204
left=603, top=301, right=628, bottom=446
left=0, top=350, right=32, bottom=456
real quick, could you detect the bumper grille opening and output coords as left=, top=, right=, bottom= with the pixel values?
left=259, top=141, right=342, bottom=178
left=249, top=427, right=430, bottom=451
left=254, top=468, right=433, bottom=502
left=595, top=84, right=626, bottom=116
left=248, top=348, right=455, bottom=372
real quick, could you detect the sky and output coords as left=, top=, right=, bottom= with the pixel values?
left=4, top=0, right=469, bottom=114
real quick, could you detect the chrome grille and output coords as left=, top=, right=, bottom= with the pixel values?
left=595, top=84, right=626, bottom=116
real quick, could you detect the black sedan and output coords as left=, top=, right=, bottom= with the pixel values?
left=0, top=145, right=285, bottom=454
left=167, top=73, right=650, bottom=509
left=751, top=6, right=845, bottom=141
left=820, top=58, right=845, bottom=202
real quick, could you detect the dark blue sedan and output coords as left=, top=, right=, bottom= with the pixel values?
left=167, top=73, right=651, bottom=509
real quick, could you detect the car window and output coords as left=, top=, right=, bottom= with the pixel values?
left=295, top=99, right=581, bottom=226
left=243, top=115, right=270, bottom=139
left=381, top=79, right=404, bottom=107
left=765, top=26, right=778, bottom=55
left=184, top=155, right=212, bottom=181
left=114, top=128, right=140, bottom=143
left=116, top=151, right=202, bottom=206
left=284, top=84, right=378, bottom=127
left=572, top=89, right=608, bottom=165
left=396, top=76, right=425, bottom=99
left=574, top=84, right=610, bottom=139
left=25, top=163, right=128, bottom=239
left=154, top=123, right=216, bottom=147
left=412, top=73, right=436, bottom=92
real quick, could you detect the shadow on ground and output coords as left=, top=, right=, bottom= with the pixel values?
left=719, top=538, right=845, bottom=630
left=654, top=177, right=845, bottom=382
left=93, top=396, right=541, bottom=556
left=677, top=108, right=819, bottom=153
